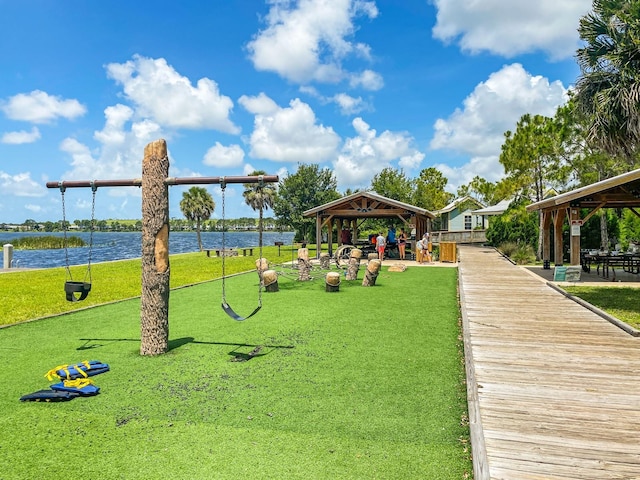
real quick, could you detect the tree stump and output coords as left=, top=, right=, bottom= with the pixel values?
left=263, top=269, right=279, bottom=292
left=325, top=271, right=341, bottom=292
left=255, top=258, right=268, bottom=285
left=362, top=259, right=381, bottom=286
left=297, top=248, right=312, bottom=281
left=368, top=253, right=378, bottom=261
left=319, top=252, right=330, bottom=269
left=346, top=248, right=363, bottom=280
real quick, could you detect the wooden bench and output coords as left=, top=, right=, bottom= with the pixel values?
left=204, top=248, right=253, bottom=257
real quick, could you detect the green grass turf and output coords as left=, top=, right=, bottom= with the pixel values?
left=0, top=246, right=303, bottom=325
left=0, top=266, right=471, bottom=479
left=564, top=286, right=640, bottom=330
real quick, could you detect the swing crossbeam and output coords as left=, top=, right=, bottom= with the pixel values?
left=46, top=175, right=278, bottom=190
left=47, top=173, right=277, bottom=320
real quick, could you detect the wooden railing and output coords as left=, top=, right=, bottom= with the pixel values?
left=432, top=230, right=487, bottom=244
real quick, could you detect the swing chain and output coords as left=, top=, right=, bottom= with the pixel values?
left=59, top=183, right=73, bottom=281
left=86, top=182, right=97, bottom=283
left=220, top=177, right=227, bottom=301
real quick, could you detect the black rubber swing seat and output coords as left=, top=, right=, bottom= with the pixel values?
left=65, top=281, right=92, bottom=302
left=222, top=301, right=261, bottom=321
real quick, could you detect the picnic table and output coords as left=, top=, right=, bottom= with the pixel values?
left=581, top=251, right=640, bottom=280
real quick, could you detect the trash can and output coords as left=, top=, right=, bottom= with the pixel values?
left=439, top=242, right=457, bottom=263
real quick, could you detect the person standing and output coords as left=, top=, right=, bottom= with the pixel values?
left=397, top=228, right=407, bottom=260
left=376, top=232, right=386, bottom=261
left=423, top=232, right=432, bottom=262
left=416, top=237, right=425, bottom=263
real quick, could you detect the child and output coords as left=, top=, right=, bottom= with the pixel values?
left=376, top=232, right=386, bottom=261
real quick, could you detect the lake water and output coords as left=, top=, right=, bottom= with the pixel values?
left=0, top=231, right=295, bottom=269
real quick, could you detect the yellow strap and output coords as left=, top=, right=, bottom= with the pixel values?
left=45, top=364, right=69, bottom=381
left=44, top=361, right=91, bottom=381
left=62, top=378, right=94, bottom=388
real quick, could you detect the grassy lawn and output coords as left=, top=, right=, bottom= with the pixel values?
left=0, top=245, right=313, bottom=326
left=0, top=258, right=471, bottom=479
left=564, top=285, right=640, bottom=330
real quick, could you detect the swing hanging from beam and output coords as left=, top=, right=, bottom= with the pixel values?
left=60, top=182, right=96, bottom=302
left=219, top=176, right=263, bottom=321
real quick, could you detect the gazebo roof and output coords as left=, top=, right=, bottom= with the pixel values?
left=527, top=168, right=640, bottom=212
left=303, top=191, right=435, bottom=219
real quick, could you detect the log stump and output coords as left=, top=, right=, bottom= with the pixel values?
left=367, top=253, right=378, bottom=261
left=388, top=263, right=407, bottom=272
left=263, top=269, right=279, bottom=292
left=255, top=258, right=269, bottom=285
left=320, top=252, right=330, bottom=269
left=362, top=259, right=381, bottom=286
left=346, top=248, right=363, bottom=280
left=297, top=248, right=312, bottom=281
left=325, top=271, right=341, bottom=292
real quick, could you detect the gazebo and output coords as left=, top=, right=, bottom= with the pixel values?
left=303, top=191, right=435, bottom=258
left=526, top=168, right=640, bottom=266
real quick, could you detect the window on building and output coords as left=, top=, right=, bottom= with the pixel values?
left=464, top=215, right=472, bottom=230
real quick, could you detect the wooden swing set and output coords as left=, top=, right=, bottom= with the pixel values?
left=46, top=139, right=278, bottom=356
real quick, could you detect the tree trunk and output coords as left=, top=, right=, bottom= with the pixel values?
left=263, top=269, right=279, bottom=292
left=297, top=248, right=312, bottom=281
left=325, top=271, right=341, bottom=292
left=196, top=220, right=203, bottom=251
left=600, top=210, right=609, bottom=250
left=346, top=248, right=362, bottom=280
left=362, top=259, right=381, bottom=286
left=256, top=258, right=268, bottom=284
left=320, top=252, right=330, bottom=269
left=140, top=140, right=170, bottom=356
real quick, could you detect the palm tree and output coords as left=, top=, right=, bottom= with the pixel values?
left=179, top=186, right=215, bottom=251
left=574, top=0, right=640, bottom=160
left=242, top=170, right=277, bottom=248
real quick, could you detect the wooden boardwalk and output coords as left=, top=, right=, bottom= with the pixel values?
left=458, top=245, right=640, bottom=480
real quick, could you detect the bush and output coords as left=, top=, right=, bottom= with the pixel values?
left=512, top=244, right=536, bottom=265
left=498, top=241, right=518, bottom=257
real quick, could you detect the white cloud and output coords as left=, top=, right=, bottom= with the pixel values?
left=0, top=171, right=46, bottom=197
left=300, top=86, right=368, bottom=115
left=430, top=63, right=568, bottom=157
left=434, top=156, right=504, bottom=195
left=246, top=0, right=381, bottom=88
left=203, top=142, right=245, bottom=168
left=239, top=94, right=340, bottom=162
left=1, top=127, right=41, bottom=144
left=106, top=55, right=239, bottom=133
left=25, top=204, right=43, bottom=213
left=432, top=0, right=592, bottom=59
left=1, top=90, right=86, bottom=124
left=348, top=69, right=383, bottom=91
left=333, top=117, right=425, bottom=187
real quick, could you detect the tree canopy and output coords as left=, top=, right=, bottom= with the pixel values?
left=273, top=163, right=340, bottom=242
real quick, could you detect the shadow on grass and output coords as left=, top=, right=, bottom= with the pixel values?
left=77, top=336, right=295, bottom=360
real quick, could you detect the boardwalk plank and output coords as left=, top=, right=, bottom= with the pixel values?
left=459, top=245, right=640, bottom=479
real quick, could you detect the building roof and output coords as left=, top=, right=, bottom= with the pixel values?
left=527, top=168, right=640, bottom=212
left=303, top=190, right=435, bottom=219
left=473, top=198, right=511, bottom=216
left=434, top=196, right=485, bottom=215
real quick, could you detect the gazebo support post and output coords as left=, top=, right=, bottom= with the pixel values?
left=542, top=211, right=552, bottom=269
left=553, top=209, right=566, bottom=266
left=569, top=207, right=581, bottom=266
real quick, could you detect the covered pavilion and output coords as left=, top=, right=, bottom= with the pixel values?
left=526, top=168, right=640, bottom=266
left=303, top=191, right=435, bottom=258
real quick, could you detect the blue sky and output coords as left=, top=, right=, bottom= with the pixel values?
left=0, top=0, right=591, bottom=223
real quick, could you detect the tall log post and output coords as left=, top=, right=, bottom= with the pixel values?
left=140, top=139, right=170, bottom=356
left=297, top=248, right=312, bottom=281
left=256, top=258, right=269, bottom=285
left=346, top=248, right=362, bottom=280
